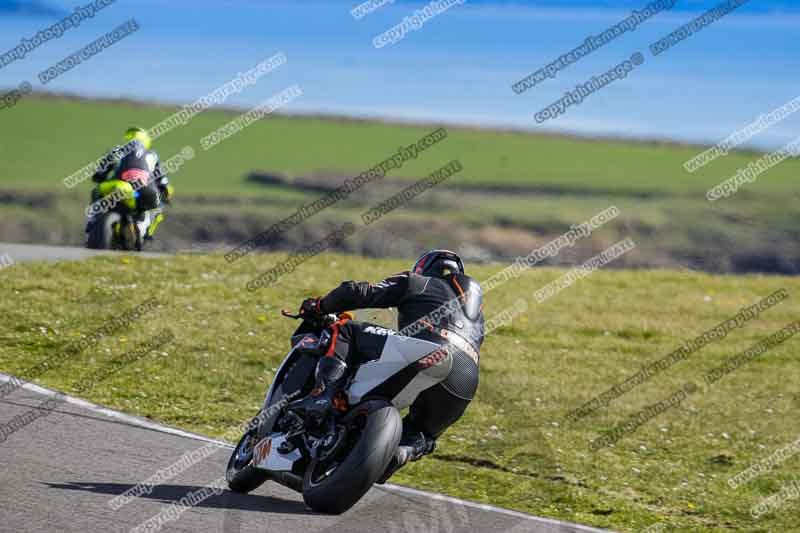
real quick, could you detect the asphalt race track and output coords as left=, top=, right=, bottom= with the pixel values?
left=0, top=242, right=163, bottom=263
left=0, top=245, right=614, bottom=533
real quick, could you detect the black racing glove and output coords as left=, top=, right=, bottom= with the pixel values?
left=298, top=297, right=322, bottom=319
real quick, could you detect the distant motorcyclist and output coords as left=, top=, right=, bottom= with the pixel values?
left=289, top=250, right=484, bottom=482
left=86, top=127, right=173, bottom=241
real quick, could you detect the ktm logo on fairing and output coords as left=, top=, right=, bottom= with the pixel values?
left=253, top=438, right=272, bottom=465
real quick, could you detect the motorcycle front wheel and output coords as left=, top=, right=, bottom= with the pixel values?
left=226, top=431, right=270, bottom=494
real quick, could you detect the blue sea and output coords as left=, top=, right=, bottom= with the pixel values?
left=1, top=0, right=798, bottom=148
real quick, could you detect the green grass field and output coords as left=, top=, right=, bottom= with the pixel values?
left=1, top=252, right=798, bottom=532
left=2, top=94, right=798, bottom=197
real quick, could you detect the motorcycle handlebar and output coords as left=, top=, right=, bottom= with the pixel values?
left=281, top=310, right=345, bottom=329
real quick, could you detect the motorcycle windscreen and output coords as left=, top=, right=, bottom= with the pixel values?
left=262, top=344, right=317, bottom=413
left=347, top=335, right=452, bottom=409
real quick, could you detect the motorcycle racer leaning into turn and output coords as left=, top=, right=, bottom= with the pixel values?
left=289, top=249, right=484, bottom=483
left=86, top=127, right=174, bottom=241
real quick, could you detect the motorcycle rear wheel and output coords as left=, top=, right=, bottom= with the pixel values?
left=302, top=401, right=401, bottom=514
left=87, top=212, right=121, bottom=250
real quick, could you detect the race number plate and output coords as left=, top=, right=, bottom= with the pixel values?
left=121, top=168, right=150, bottom=186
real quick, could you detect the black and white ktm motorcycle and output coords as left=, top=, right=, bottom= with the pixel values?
left=225, top=310, right=451, bottom=514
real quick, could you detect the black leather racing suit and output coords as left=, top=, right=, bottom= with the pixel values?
left=316, top=271, right=484, bottom=439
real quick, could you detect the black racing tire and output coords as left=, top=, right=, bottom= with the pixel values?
left=302, top=402, right=402, bottom=514
left=87, top=212, right=121, bottom=250
left=226, top=432, right=270, bottom=494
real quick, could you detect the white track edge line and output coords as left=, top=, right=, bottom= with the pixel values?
left=0, top=373, right=232, bottom=448
left=0, top=373, right=614, bottom=533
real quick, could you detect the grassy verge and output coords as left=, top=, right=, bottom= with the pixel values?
left=3, top=180, right=799, bottom=275
left=1, top=253, right=799, bottom=532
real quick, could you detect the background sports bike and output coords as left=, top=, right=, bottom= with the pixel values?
left=85, top=178, right=164, bottom=251
left=225, top=310, right=452, bottom=514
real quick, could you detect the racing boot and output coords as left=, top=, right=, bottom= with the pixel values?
left=288, top=356, right=348, bottom=423
left=145, top=212, right=164, bottom=241
left=376, top=424, right=436, bottom=484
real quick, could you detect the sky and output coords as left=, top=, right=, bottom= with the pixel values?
left=0, top=0, right=798, bottom=149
